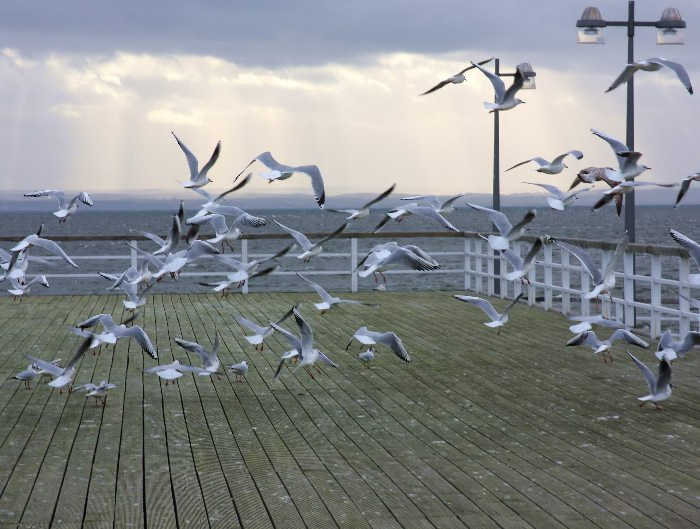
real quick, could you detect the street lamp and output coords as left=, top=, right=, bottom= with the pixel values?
left=491, top=59, right=536, bottom=294
left=576, top=2, right=686, bottom=243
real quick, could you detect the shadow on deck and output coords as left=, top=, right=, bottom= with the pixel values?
left=0, top=292, right=697, bottom=528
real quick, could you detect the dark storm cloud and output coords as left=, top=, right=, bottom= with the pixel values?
left=8, top=1, right=697, bottom=69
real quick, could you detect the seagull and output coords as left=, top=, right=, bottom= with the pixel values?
left=591, top=129, right=650, bottom=181
left=7, top=275, right=49, bottom=299
left=471, top=61, right=529, bottom=112
left=174, top=332, right=221, bottom=379
left=186, top=172, right=260, bottom=221
left=357, top=350, right=375, bottom=368
left=674, top=172, right=700, bottom=208
left=131, top=240, right=220, bottom=280
left=227, top=360, right=249, bottom=382
left=73, top=380, right=117, bottom=406
left=453, top=293, right=523, bottom=334
left=467, top=204, right=536, bottom=250
left=26, top=335, right=92, bottom=393
left=553, top=232, right=628, bottom=300
left=274, top=221, right=347, bottom=262
left=564, top=313, right=627, bottom=334
left=399, top=193, right=465, bottom=214
left=373, top=203, right=460, bottom=233
left=185, top=213, right=244, bottom=252
left=140, top=202, right=184, bottom=256
left=24, top=190, right=94, bottom=223
left=234, top=306, right=296, bottom=351
left=655, top=329, right=700, bottom=361
left=295, top=271, right=375, bottom=313
left=356, top=243, right=440, bottom=284
left=497, top=237, right=542, bottom=282
left=10, top=226, right=78, bottom=268
left=77, top=313, right=158, bottom=359
left=420, top=57, right=494, bottom=95
left=98, top=267, right=156, bottom=309
left=668, top=229, right=700, bottom=285
left=172, top=132, right=220, bottom=188
left=567, top=329, right=648, bottom=363
left=32, top=357, right=62, bottom=383
left=569, top=166, right=624, bottom=214
left=606, top=57, right=693, bottom=95
left=627, top=351, right=673, bottom=409
left=523, top=182, right=592, bottom=211
left=69, top=325, right=118, bottom=354
left=269, top=308, right=337, bottom=381
left=12, top=364, right=38, bottom=389
left=507, top=151, right=584, bottom=175
left=593, top=180, right=676, bottom=213
left=345, top=327, right=411, bottom=362
left=327, top=183, right=396, bottom=220
left=144, top=360, right=188, bottom=384
left=235, top=151, right=326, bottom=208
left=199, top=264, right=278, bottom=295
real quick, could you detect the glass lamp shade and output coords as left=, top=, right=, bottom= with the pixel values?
left=516, top=63, right=536, bottom=89
left=576, top=6, right=606, bottom=44
left=578, top=27, right=605, bottom=44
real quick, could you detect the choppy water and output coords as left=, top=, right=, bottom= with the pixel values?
left=1, top=205, right=699, bottom=296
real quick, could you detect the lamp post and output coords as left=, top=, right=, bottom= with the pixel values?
left=491, top=59, right=536, bottom=294
left=576, top=3, right=686, bottom=243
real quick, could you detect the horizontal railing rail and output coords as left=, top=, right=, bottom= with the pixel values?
left=2, top=231, right=698, bottom=338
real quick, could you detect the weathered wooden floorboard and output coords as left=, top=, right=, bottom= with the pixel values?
left=0, top=292, right=697, bottom=529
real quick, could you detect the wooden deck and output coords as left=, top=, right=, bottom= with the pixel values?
left=0, top=292, right=697, bottom=529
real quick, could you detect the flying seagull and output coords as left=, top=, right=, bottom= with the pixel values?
left=23, top=190, right=93, bottom=223
left=235, top=151, right=326, bottom=208
left=174, top=332, right=221, bottom=379
left=77, top=313, right=158, bottom=359
left=26, top=335, right=93, bottom=394
left=345, top=327, right=411, bottom=362
left=356, top=242, right=440, bottom=284
left=591, top=129, right=650, bottom=181
left=453, top=293, right=523, bottom=334
left=627, top=351, right=673, bottom=409
left=234, top=305, right=296, bottom=351
left=471, top=61, right=529, bottom=112
left=567, top=329, right=648, bottom=363
left=506, top=150, right=583, bottom=175
left=655, top=329, right=700, bottom=361
left=399, top=193, right=465, bottom=214
left=592, top=180, right=676, bottom=213
left=73, top=380, right=118, bottom=406
left=327, top=183, right=395, bottom=220
left=295, top=271, right=375, bottom=313
left=12, top=364, right=39, bottom=389
left=497, top=237, right=543, bottom=282
left=553, top=232, right=628, bottom=300
left=172, top=131, right=221, bottom=188
left=523, top=182, right=592, bottom=211
left=420, top=57, right=494, bottom=95
left=467, top=203, right=536, bottom=250
left=373, top=203, right=460, bottom=233
left=606, top=57, right=693, bottom=95
left=674, top=172, right=700, bottom=208
left=668, top=229, right=700, bottom=285
left=274, top=220, right=347, bottom=262
left=10, top=226, right=78, bottom=268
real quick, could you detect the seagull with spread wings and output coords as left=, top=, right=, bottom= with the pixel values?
left=345, top=327, right=411, bottom=362
left=453, top=293, right=523, bottom=334
left=627, top=351, right=674, bottom=410
left=567, top=329, right=648, bottom=363
left=420, top=57, right=493, bottom=95
left=467, top=203, right=536, bottom=250
left=172, top=132, right=220, bottom=188
left=274, top=221, right=347, bottom=262
left=506, top=150, right=583, bottom=175
left=24, top=190, right=93, bottom=223
left=523, top=182, right=592, bottom=211
left=606, top=57, right=692, bottom=95
left=327, top=183, right=395, bottom=221
left=471, top=61, right=529, bottom=112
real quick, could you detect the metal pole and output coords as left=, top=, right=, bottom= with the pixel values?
left=625, top=0, right=636, bottom=243
left=493, top=58, right=501, bottom=294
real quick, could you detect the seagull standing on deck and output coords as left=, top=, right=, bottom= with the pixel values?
left=172, top=132, right=220, bottom=188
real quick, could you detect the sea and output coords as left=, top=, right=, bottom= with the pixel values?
left=1, top=205, right=699, bottom=296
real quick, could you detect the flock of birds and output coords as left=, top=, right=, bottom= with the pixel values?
left=4, top=54, right=699, bottom=411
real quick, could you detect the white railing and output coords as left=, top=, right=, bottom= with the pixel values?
left=2, top=231, right=698, bottom=338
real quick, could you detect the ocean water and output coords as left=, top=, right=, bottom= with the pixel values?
left=1, top=205, right=699, bottom=296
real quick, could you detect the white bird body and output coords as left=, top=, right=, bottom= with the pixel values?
left=174, top=332, right=221, bottom=376
left=144, top=360, right=187, bottom=381
left=627, top=351, right=673, bottom=408
left=24, top=190, right=93, bottom=222
left=467, top=204, right=536, bottom=250
left=74, top=380, right=117, bottom=405
left=420, top=58, right=493, bottom=95
left=346, top=327, right=411, bottom=362
left=13, top=364, right=38, bottom=388
left=471, top=61, right=529, bottom=112
left=357, top=349, right=375, bottom=367
left=228, top=360, right=249, bottom=381
left=274, top=221, right=346, bottom=262
left=523, top=182, right=591, bottom=211
left=357, top=244, right=439, bottom=281
left=172, top=132, right=220, bottom=188
left=655, top=329, right=700, bottom=361
left=507, top=151, right=583, bottom=175
left=454, top=294, right=523, bottom=332
left=27, top=335, right=92, bottom=392
left=567, top=329, right=648, bottom=362
left=591, top=129, right=650, bottom=181
left=77, top=313, right=157, bottom=359
left=7, top=275, right=49, bottom=297
left=295, top=271, right=370, bottom=313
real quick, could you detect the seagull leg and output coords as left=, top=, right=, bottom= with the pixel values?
left=306, top=367, right=316, bottom=381
left=380, top=271, right=387, bottom=283
left=639, top=401, right=647, bottom=408
left=654, top=403, right=663, bottom=411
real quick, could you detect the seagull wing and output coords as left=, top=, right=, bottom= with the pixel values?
left=591, top=129, right=631, bottom=166
left=30, top=236, right=78, bottom=268
left=375, top=332, right=411, bottom=362
left=602, top=233, right=629, bottom=279
left=669, top=229, right=700, bottom=266
left=198, top=141, right=221, bottom=178
left=26, top=355, right=64, bottom=376
left=626, top=350, right=656, bottom=394
left=274, top=220, right=312, bottom=250
left=466, top=203, right=512, bottom=235
left=296, top=164, right=326, bottom=208
left=605, top=64, right=640, bottom=93
left=523, top=182, right=565, bottom=199
left=317, top=351, right=338, bottom=368
left=312, top=222, right=348, bottom=248
left=503, top=66, right=526, bottom=101
left=119, top=326, right=158, bottom=359
left=410, top=206, right=460, bottom=232
left=65, top=335, right=93, bottom=370
left=24, top=190, right=68, bottom=209
left=471, top=61, right=505, bottom=100
left=609, top=329, right=648, bottom=348
left=296, top=272, right=333, bottom=303
left=77, top=313, right=111, bottom=330
left=506, top=158, right=538, bottom=172
left=502, top=292, right=524, bottom=315
left=506, top=209, right=536, bottom=239
left=293, top=309, right=314, bottom=356
left=211, top=173, right=252, bottom=203
left=234, top=315, right=266, bottom=335
left=554, top=241, right=603, bottom=285
left=655, top=358, right=672, bottom=393
left=551, top=150, right=584, bottom=165
left=174, top=338, right=208, bottom=363
left=420, top=78, right=452, bottom=96
left=453, top=295, right=500, bottom=321
left=674, top=174, right=700, bottom=207
left=360, top=183, right=396, bottom=209
left=677, top=331, right=700, bottom=358
left=648, top=58, right=693, bottom=94
left=172, top=132, right=199, bottom=180
left=268, top=321, right=302, bottom=354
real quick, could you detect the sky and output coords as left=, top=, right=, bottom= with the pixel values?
left=1, top=1, right=699, bottom=202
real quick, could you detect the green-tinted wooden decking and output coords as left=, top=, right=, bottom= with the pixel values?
left=0, top=292, right=697, bottom=528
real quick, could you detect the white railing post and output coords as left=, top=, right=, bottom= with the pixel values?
left=580, top=266, right=591, bottom=317
left=561, top=249, right=570, bottom=314
left=623, top=250, right=635, bottom=329
left=130, top=240, right=138, bottom=269
left=499, top=251, right=507, bottom=299
left=679, top=256, right=691, bottom=336
left=527, top=262, right=536, bottom=307
left=650, top=255, right=662, bottom=338
left=601, top=250, right=612, bottom=318
left=241, top=239, right=249, bottom=294
left=475, top=238, right=483, bottom=295
left=543, top=243, right=553, bottom=310
left=463, top=237, right=471, bottom=292
left=487, top=246, right=494, bottom=297
left=350, top=238, right=358, bottom=293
